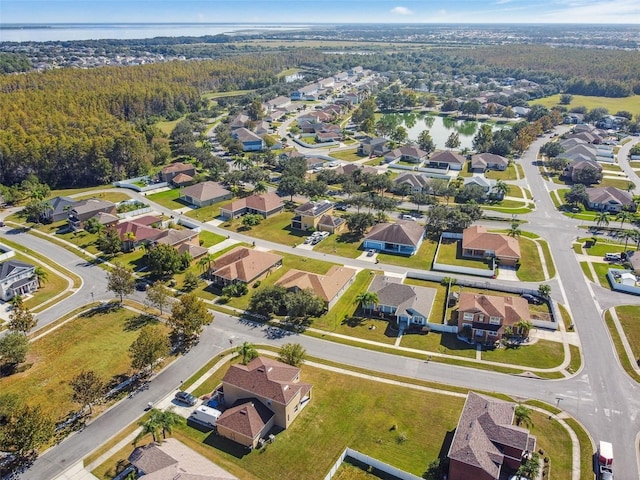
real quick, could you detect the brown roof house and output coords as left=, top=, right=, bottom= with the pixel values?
left=170, top=172, right=194, bottom=187
left=161, top=162, right=196, bottom=183
left=427, top=151, right=466, bottom=171
left=276, top=265, right=357, bottom=309
left=461, top=225, right=521, bottom=266
left=208, top=246, right=282, bottom=286
left=363, top=221, right=425, bottom=256
left=471, top=153, right=509, bottom=173
left=67, top=199, right=116, bottom=230
left=448, top=392, right=536, bottom=480
left=586, top=187, right=636, bottom=213
left=217, top=357, right=312, bottom=448
left=220, top=192, right=284, bottom=220
left=179, top=181, right=232, bottom=208
left=457, top=292, right=531, bottom=345
left=562, top=159, right=603, bottom=183
left=128, top=437, right=238, bottom=480
left=365, top=275, right=436, bottom=329
left=384, top=145, right=428, bottom=164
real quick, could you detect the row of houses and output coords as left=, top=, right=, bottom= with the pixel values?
left=290, top=66, right=369, bottom=101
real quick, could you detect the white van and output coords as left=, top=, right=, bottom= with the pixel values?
left=189, top=405, right=222, bottom=427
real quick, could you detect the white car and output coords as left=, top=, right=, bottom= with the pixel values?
left=401, top=214, right=416, bottom=221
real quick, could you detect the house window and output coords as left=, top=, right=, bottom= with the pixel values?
left=463, top=312, right=474, bottom=321
left=489, top=316, right=501, bottom=325
left=488, top=331, right=497, bottom=337
left=477, top=314, right=484, bottom=322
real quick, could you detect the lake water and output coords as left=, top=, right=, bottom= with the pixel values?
left=0, top=23, right=310, bottom=43
left=381, top=113, right=504, bottom=150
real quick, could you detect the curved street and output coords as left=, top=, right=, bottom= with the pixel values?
left=3, top=128, right=640, bottom=479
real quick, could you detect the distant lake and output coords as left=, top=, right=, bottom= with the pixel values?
left=0, top=23, right=310, bottom=43
left=381, top=113, right=504, bottom=150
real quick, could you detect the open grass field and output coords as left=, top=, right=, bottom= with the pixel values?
left=0, top=308, right=170, bottom=421
left=202, top=89, right=255, bottom=100
left=530, top=94, right=640, bottom=114
left=614, top=305, right=640, bottom=363
left=155, top=116, right=185, bottom=135
left=399, top=331, right=477, bottom=359
left=600, top=177, right=635, bottom=190
left=517, top=237, right=546, bottom=282
left=480, top=340, right=565, bottom=369
left=329, top=148, right=367, bottom=162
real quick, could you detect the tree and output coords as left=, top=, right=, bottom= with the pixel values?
left=147, top=244, right=185, bottom=276
left=423, top=458, right=446, bottom=480
left=248, top=285, right=287, bottom=317
left=445, top=132, right=461, bottom=150
left=22, top=199, right=53, bottom=224
left=472, top=124, right=493, bottom=153
left=197, top=253, right=215, bottom=275
left=106, top=263, right=135, bottom=303
left=83, top=216, right=104, bottom=234
left=560, top=93, right=573, bottom=105
left=284, top=289, right=325, bottom=320
left=344, top=212, right=375, bottom=237
left=565, top=183, right=588, bottom=206
left=69, top=370, right=104, bottom=414
left=32, top=266, right=48, bottom=287
left=574, top=164, right=603, bottom=185
left=129, top=325, right=170, bottom=373
left=135, top=414, right=161, bottom=443
left=411, top=192, right=434, bottom=212
left=253, top=180, right=268, bottom=194
left=517, top=452, right=541, bottom=479
left=541, top=141, right=565, bottom=158
left=492, top=180, right=509, bottom=200
left=304, top=180, right=328, bottom=198
left=616, top=210, right=634, bottom=229
left=145, top=281, right=171, bottom=315
left=538, top=284, right=551, bottom=298
left=168, top=293, right=213, bottom=343
left=390, top=126, right=408, bottom=144
left=514, top=404, right=533, bottom=427
left=508, top=221, right=521, bottom=238
left=0, top=332, right=29, bottom=370
left=235, top=341, right=258, bottom=365
left=7, top=298, right=37, bottom=334
left=151, top=408, right=183, bottom=440
left=277, top=175, right=304, bottom=201
left=278, top=343, right=306, bottom=367
left=182, top=271, right=200, bottom=292
left=96, top=228, right=122, bottom=255
left=595, top=211, right=610, bottom=229
left=393, top=182, right=413, bottom=201
left=514, top=319, right=533, bottom=339
left=1, top=404, right=54, bottom=456
left=355, top=291, right=379, bottom=314
left=417, top=130, right=435, bottom=154
left=456, top=184, right=487, bottom=204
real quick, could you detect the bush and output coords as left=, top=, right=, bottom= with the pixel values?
left=253, top=280, right=261, bottom=288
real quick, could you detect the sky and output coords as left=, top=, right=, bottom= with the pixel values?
left=2, top=0, right=640, bottom=24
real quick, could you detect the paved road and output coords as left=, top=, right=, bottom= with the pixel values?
left=12, top=128, right=640, bottom=479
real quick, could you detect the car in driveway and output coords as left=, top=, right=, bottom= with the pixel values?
left=366, top=249, right=376, bottom=257
left=175, top=391, right=198, bottom=406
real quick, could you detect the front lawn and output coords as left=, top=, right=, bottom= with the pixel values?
left=435, top=238, right=492, bottom=270
left=516, top=237, right=546, bottom=282
left=615, top=305, right=640, bottom=362
left=377, top=238, right=438, bottom=271
left=147, top=189, right=187, bottom=210
left=480, top=340, right=565, bottom=369
left=184, top=198, right=236, bottom=221
left=220, top=211, right=307, bottom=246
left=592, top=262, right=623, bottom=288
left=485, top=163, right=518, bottom=181
left=403, top=277, right=447, bottom=324
left=0, top=307, right=170, bottom=421
left=76, top=192, right=132, bottom=203
left=313, top=232, right=365, bottom=258
left=329, top=148, right=366, bottom=162
left=9, top=251, right=68, bottom=312
left=399, top=332, right=477, bottom=359
left=600, top=177, right=635, bottom=190
left=199, top=230, right=226, bottom=248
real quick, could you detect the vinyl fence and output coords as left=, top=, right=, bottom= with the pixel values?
left=607, top=269, right=640, bottom=295
left=433, top=233, right=496, bottom=278
left=113, top=176, right=168, bottom=192
left=324, top=448, right=423, bottom=480
left=0, top=243, right=15, bottom=262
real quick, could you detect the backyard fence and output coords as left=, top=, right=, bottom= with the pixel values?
left=432, top=233, right=496, bottom=278
left=324, top=448, right=423, bottom=480
left=607, top=269, right=640, bottom=295
left=0, top=243, right=15, bottom=262
left=113, top=176, right=168, bottom=192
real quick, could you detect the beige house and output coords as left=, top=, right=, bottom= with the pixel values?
left=276, top=265, right=357, bottom=309
left=208, top=247, right=283, bottom=286
left=217, top=357, right=312, bottom=448
left=461, top=225, right=521, bottom=266
left=291, top=200, right=339, bottom=232
left=179, top=181, right=232, bottom=208
left=220, top=192, right=284, bottom=220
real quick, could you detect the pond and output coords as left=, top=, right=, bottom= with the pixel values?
left=380, top=112, right=505, bottom=150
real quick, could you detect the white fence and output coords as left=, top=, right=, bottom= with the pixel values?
left=324, top=448, right=423, bottom=480
left=113, top=176, right=168, bottom=192
left=0, top=243, right=15, bottom=262
left=388, top=162, right=417, bottom=171
left=425, top=322, right=458, bottom=333
left=433, top=233, right=495, bottom=278
left=607, top=269, right=640, bottom=295
left=177, top=216, right=202, bottom=232
left=117, top=207, right=152, bottom=219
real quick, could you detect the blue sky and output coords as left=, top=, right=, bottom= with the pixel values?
left=2, top=0, right=639, bottom=24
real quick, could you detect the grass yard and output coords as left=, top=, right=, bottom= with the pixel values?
left=0, top=308, right=170, bottom=421
left=530, top=93, right=640, bottom=114
left=155, top=116, right=185, bottom=135
left=592, top=262, right=623, bottom=288
left=399, top=332, right=477, bottom=359
left=529, top=411, right=574, bottom=480
left=313, top=232, right=364, bottom=258
left=538, top=239, right=557, bottom=279
left=579, top=262, right=595, bottom=282
left=517, top=237, right=546, bottom=282
left=614, top=305, right=640, bottom=363
left=403, top=278, right=447, bottom=324
left=435, top=238, right=492, bottom=270
left=600, top=177, right=635, bottom=190
left=604, top=310, right=640, bottom=384
left=202, top=89, right=255, bottom=100
left=480, top=340, right=565, bottom=369
left=582, top=239, right=637, bottom=257
left=481, top=204, right=531, bottom=215
left=12, top=251, right=68, bottom=311
left=506, top=184, right=525, bottom=199
left=198, top=230, right=226, bottom=248
left=147, top=189, right=188, bottom=210
left=329, top=148, right=367, bottom=162
left=184, top=198, right=236, bottom=221
left=220, top=211, right=307, bottom=246
left=47, top=185, right=115, bottom=200
left=485, top=163, right=518, bottom=181
left=75, top=192, right=132, bottom=203
left=377, top=238, right=438, bottom=271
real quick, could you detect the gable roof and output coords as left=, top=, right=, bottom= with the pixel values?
left=568, top=158, right=603, bottom=172
left=471, top=153, right=509, bottom=170
left=448, top=392, right=534, bottom=479
left=364, top=221, right=425, bottom=247
left=317, top=214, right=345, bottom=229
left=462, top=225, right=520, bottom=259
left=177, top=243, right=209, bottom=259
left=181, top=182, right=231, bottom=203
left=394, top=172, right=429, bottom=189
left=171, top=173, right=194, bottom=185
left=91, top=212, right=119, bottom=225
left=276, top=265, right=356, bottom=303
left=162, top=162, right=195, bottom=175
left=233, top=127, right=263, bottom=144
left=0, top=260, right=35, bottom=281
left=458, top=292, right=530, bottom=325
left=335, top=163, right=378, bottom=176
left=154, top=228, right=198, bottom=247
left=47, top=196, right=78, bottom=218
left=429, top=150, right=466, bottom=166
left=115, top=221, right=162, bottom=242
left=385, top=145, right=428, bottom=160
left=223, top=192, right=283, bottom=214
left=222, top=357, right=310, bottom=405
left=211, top=247, right=282, bottom=283
left=71, top=199, right=115, bottom=216
left=586, top=186, right=634, bottom=206
left=216, top=399, right=275, bottom=441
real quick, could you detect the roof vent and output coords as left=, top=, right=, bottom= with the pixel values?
left=257, top=368, right=265, bottom=373
left=268, top=367, right=273, bottom=373
left=240, top=410, right=247, bottom=416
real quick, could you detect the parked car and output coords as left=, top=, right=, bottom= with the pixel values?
left=367, top=249, right=376, bottom=257
left=521, top=293, right=542, bottom=305
left=303, top=237, right=312, bottom=244
left=604, top=253, right=621, bottom=262
left=336, top=204, right=348, bottom=211
left=135, top=280, right=149, bottom=291
left=401, top=214, right=416, bottom=221
left=175, top=391, right=198, bottom=406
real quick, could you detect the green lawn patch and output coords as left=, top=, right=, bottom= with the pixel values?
left=481, top=340, right=564, bottom=369
left=579, top=262, right=595, bottom=282
left=75, top=192, right=132, bottom=203
left=184, top=197, right=236, bottom=221
left=529, top=411, right=573, bottom=480
left=0, top=308, right=170, bottom=421
left=592, top=262, right=623, bottom=288
left=486, top=163, right=518, bottom=181
left=563, top=417, right=597, bottom=480
left=154, top=116, right=185, bottom=135
left=584, top=240, right=636, bottom=257
left=604, top=310, right=640, bottom=383
left=531, top=93, right=640, bottom=114
left=505, top=184, right=524, bottom=199
left=435, top=238, right=492, bottom=270
left=220, top=211, right=307, bottom=246
left=313, top=232, right=363, bottom=258
left=202, top=89, right=255, bottom=99
left=147, top=189, right=187, bottom=210
left=516, top=237, right=545, bottom=282
left=10, top=251, right=68, bottom=311
left=377, top=238, right=438, bottom=271
left=614, top=305, right=640, bottom=364
left=198, top=230, right=226, bottom=248
left=557, top=303, right=573, bottom=330
left=567, top=344, right=581, bottom=375
left=538, top=239, right=557, bottom=279
left=329, top=148, right=366, bottom=162
left=481, top=205, right=531, bottom=215
left=600, top=177, right=635, bottom=190
left=399, top=332, right=477, bottom=359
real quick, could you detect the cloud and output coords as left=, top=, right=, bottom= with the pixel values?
left=390, top=6, right=413, bottom=15
left=495, top=0, right=512, bottom=4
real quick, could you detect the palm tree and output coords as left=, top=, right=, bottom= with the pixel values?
left=235, top=341, right=258, bottom=365
left=354, top=292, right=379, bottom=315
left=514, top=404, right=533, bottom=428
left=151, top=408, right=182, bottom=440
left=233, top=155, right=252, bottom=171
left=135, top=414, right=161, bottom=444
left=32, top=266, right=48, bottom=287
left=507, top=221, right=521, bottom=239
left=253, top=181, right=268, bottom=194
left=197, top=253, right=215, bottom=276
left=622, top=229, right=635, bottom=251
left=493, top=180, right=509, bottom=200
left=595, top=211, right=610, bottom=229
left=616, top=210, right=634, bottom=229
left=514, top=319, right=533, bottom=339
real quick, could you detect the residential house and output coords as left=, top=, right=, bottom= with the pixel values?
left=229, top=112, right=250, bottom=130
left=562, top=144, right=598, bottom=162
left=626, top=252, right=640, bottom=276
left=220, top=192, right=284, bottom=220
left=128, top=438, right=237, bottom=480
left=363, top=221, right=425, bottom=256
left=91, top=211, right=119, bottom=229
left=68, top=199, right=117, bottom=230
left=586, top=187, right=636, bottom=212
left=365, top=275, right=436, bottom=328
left=207, top=247, right=282, bottom=286
left=317, top=214, right=347, bottom=234
left=457, top=292, right=530, bottom=344
left=291, top=84, right=319, bottom=101
left=562, top=159, right=603, bottom=183
left=564, top=113, right=585, bottom=124
left=343, top=92, right=360, bottom=104
left=254, top=121, right=271, bottom=136
left=470, top=153, right=509, bottom=173
left=232, top=127, right=264, bottom=152
left=44, top=196, right=78, bottom=222
left=448, top=392, right=536, bottom=480
left=358, top=137, right=388, bottom=156
left=394, top=172, right=430, bottom=194
left=217, top=357, right=312, bottom=448
left=265, top=95, right=291, bottom=112
left=318, top=77, right=335, bottom=89
left=170, top=172, right=194, bottom=187
left=384, top=146, right=428, bottom=164
left=115, top=217, right=164, bottom=251
left=276, top=266, right=356, bottom=309
left=305, top=157, right=326, bottom=170
left=179, top=181, right=232, bottom=208
left=334, top=163, right=379, bottom=177
left=291, top=200, right=335, bottom=232
left=461, top=225, right=521, bottom=266
left=0, top=260, right=38, bottom=301
left=427, top=151, right=466, bottom=171
left=316, top=131, right=341, bottom=143
left=161, top=162, right=196, bottom=183
left=462, top=176, right=503, bottom=200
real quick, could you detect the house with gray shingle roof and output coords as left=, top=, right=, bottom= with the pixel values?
left=448, top=392, right=536, bottom=480
left=586, top=186, right=636, bottom=212
left=363, top=221, right=425, bottom=256
left=365, top=275, right=436, bottom=328
left=427, top=151, right=466, bottom=171
left=0, top=259, right=38, bottom=301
